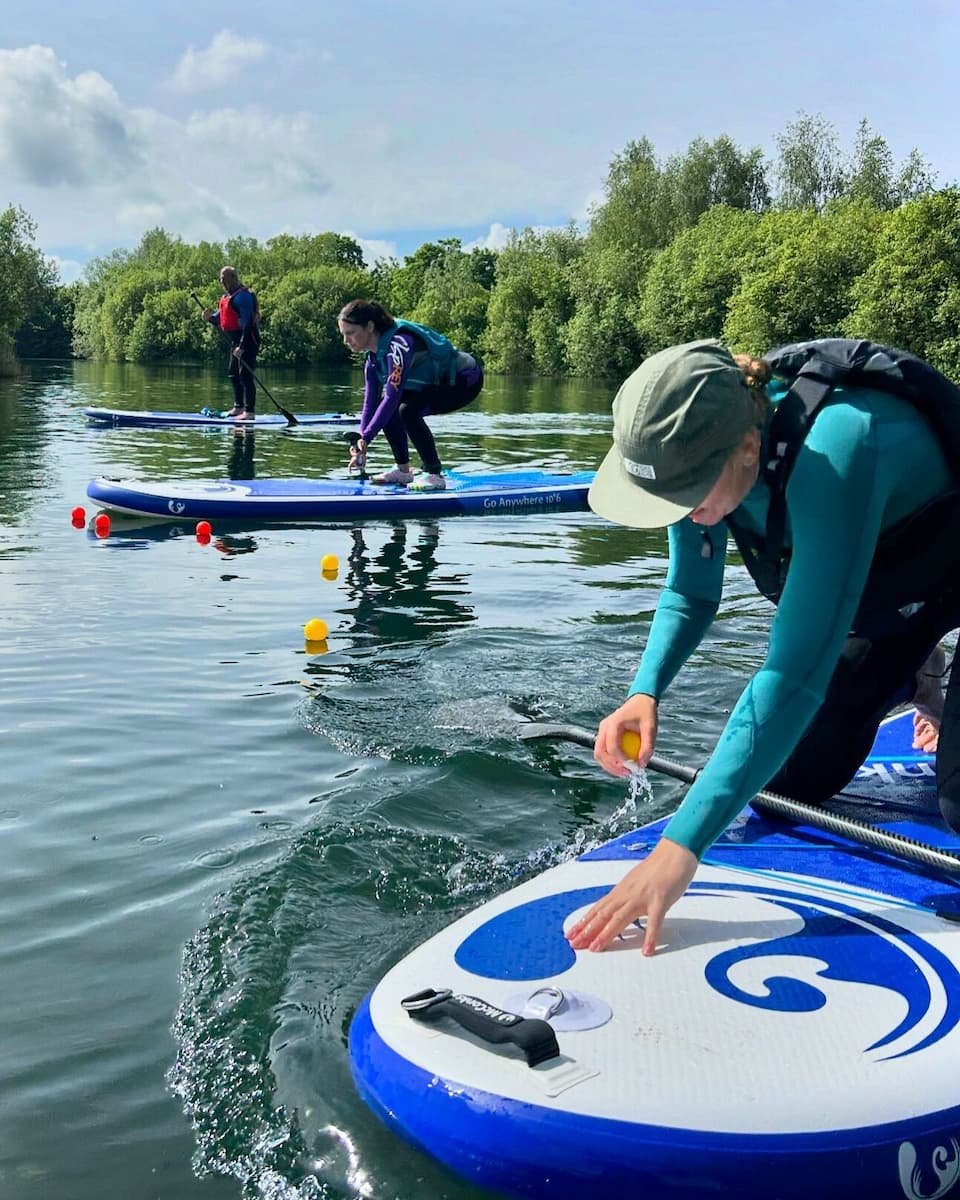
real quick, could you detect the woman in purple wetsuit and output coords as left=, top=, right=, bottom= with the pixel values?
left=337, top=300, right=483, bottom=492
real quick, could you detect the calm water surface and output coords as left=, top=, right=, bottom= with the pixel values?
left=0, top=361, right=770, bottom=1200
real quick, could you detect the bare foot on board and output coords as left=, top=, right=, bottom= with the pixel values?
left=912, top=644, right=947, bottom=753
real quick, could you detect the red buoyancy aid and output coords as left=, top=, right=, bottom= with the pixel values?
left=218, top=286, right=259, bottom=333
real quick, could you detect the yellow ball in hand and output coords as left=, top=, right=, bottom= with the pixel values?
left=303, top=618, right=328, bottom=641
left=620, top=730, right=642, bottom=761
left=321, top=554, right=339, bottom=572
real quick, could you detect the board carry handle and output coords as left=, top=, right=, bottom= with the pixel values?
left=401, top=988, right=560, bottom=1067
left=519, top=721, right=960, bottom=878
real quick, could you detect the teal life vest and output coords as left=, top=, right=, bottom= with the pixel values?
left=371, top=320, right=459, bottom=392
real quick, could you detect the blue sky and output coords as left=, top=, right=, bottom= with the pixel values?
left=1, top=0, right=957, bottom=282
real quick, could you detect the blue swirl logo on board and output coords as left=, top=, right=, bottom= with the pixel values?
left=454, top=882, right=960, bottom=1061
left=698, top=882, right=960, bottom=1060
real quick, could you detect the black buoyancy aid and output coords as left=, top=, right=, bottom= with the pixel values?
left=218, top=286, right=260, bottom=334
left=725, top=338, right=960, bottom=611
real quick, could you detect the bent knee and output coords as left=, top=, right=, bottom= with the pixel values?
left=938, top=789, right=960, bottom=833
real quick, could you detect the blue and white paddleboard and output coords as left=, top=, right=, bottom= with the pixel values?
left=350, top=710, right=960, bottom=1200
left=86, top=470, right=594, bottom=522
left=83, top=406, right=359, bottom=430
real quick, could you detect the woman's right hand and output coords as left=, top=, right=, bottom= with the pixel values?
left=349, top=436, right=366, bottom=471
left=594, top=693, right=658, bottom=778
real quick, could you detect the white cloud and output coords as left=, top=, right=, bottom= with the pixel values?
left=463, top=222, right=515, bottom=252
left=345, top=234, right=397, bottom=267
left=0, top=45, right=142, bottom=186
left=168, top=30, right=269, bottom=93
left=464, top=219, right=580, bottom=253
left=5, top=46, right=591, bottom=275
left=180, top=108, right=329, bottom=195
left=50, top=255, right=85, bottom=284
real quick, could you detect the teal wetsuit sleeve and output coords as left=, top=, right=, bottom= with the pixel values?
left=629, top=519, right=726, bottom=699
left=663, top=402, right=904, bottom=857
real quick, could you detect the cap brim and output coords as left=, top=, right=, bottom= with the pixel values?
left=588, top=443, right=698, bottom=529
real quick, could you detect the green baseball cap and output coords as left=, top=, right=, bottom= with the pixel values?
left=588, top=339, right=757, bottom=528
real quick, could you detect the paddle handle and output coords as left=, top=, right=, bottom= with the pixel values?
left=519, top=722, right=960, bottom=876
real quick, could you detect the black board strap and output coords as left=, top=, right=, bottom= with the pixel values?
left=402, top=987, right=560, bottom=1067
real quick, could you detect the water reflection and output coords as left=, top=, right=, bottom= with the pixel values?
left=212, top=532, right=258, bottom=557
left=339, top=521, right=475, bottom=645
left=0, top=370, right=60, bottom=527
left=226, top=426, right=256, bottom=481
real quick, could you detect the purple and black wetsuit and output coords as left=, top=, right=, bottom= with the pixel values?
left=361, top=329, right=483, bottom=473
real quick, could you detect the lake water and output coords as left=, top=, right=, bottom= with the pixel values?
left=0, top=360, right=770, bottom=1200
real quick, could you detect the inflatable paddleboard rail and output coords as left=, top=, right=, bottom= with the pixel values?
left=520, top=721, right=960, bottom=877
left=402, top=988, right=560, bottom=1066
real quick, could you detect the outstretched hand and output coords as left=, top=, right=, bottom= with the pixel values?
left=565, top=837, right=698, bottom=955
left=594, top=692, right=659, bottom=778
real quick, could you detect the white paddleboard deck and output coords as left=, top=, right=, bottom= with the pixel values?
left=350, top=711, right=960, bottom=1199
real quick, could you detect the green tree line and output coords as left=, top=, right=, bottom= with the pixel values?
left=7, top=113, right=960, bottom=378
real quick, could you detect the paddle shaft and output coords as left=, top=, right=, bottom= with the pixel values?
left=191, top=293, right=298, bottom=426
left=519, top=722, right=960, bottom=876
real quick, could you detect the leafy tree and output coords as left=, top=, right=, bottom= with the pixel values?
left=723, top=201, right=885, bottom=353
left=261, top=232, right=365, bottom=276
left=843, top=120, right=897, bottom=209
left=133, top=227, right=192, bottom=271
left=467, top=248, right=497, bottom=291
left=482, top=227, right=580, bottom=374
left=15, top=282, right=78, bottom=359
left=843, top=189, right=960, bottom=376
left=0, top=206, right=57, bottom=372
left=256, top=265, right=371, bottom=365
left=59, top=114, right=943, bottom=376
left=638, top=206, right=762, bottom=350
left=127, top=289, right=208, bottom=361
left=661, top=136, right=769, bottom=232
left=894, top=149, right=937, bottom=206
left=775, top=112, right=846, bottom=210
left=409, top=245, right=490, bottom=352
left=843, top=120, right=937, bottom=210
left=384, top=240, right=464, bottom=314
left=567, top=133, right=768, bottom=377
left=100, top=267, right=167, bottom=359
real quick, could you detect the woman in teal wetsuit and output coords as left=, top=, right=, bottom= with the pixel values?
left=568, top=339, right=959, bottom=957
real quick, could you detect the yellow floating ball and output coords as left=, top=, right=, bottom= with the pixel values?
left=303, top=618, right=328, bottom=641
left=620, top=730, right=642, bottom=761
left=321, top=554, right=339, bottom=572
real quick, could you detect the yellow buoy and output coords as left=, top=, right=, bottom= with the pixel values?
left=304, top=617, right=329, bottom=640
left=620, top=730, right=642, bottom=761
left=321, top=554, right=339, bottom=572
